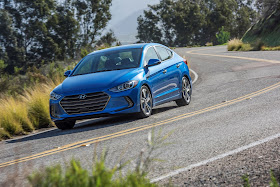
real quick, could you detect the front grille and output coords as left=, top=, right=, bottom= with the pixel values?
left=60, top=92, right=110, bottom=115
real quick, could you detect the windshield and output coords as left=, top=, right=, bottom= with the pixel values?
left=72, top=48, right=142, bottom=76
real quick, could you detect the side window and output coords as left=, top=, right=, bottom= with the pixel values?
left=144, top=47, right=159, bottom=65
left=155, top=46, right=172, bottom=61
left=167, top=49, right=173, bottom=58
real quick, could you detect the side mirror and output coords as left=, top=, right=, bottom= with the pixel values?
left=147, top=59, right=161, bottom=67
left=64, top=70, right=72, bottom=77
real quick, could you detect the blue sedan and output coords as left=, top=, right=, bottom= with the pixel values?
left=50, top=43, right=192, bottom=129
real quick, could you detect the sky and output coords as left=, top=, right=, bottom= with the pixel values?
left=109, top=0, right=160, bottom=26
left=108, top=0, right=160, bottom=43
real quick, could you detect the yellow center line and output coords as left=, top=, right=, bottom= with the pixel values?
left=1, top=48, right=280, bottom=168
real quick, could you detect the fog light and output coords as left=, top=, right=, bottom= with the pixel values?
left=125, top=96, right=134, bottom=107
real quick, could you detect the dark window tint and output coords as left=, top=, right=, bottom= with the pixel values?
left=155, top=46, right=172, bottom=61
left=144, top=47, right=159, bottom=65
left=72, top=48, right=142, bottom=76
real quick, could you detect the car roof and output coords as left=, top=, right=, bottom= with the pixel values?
left=88, top=43, right=160, bottom=55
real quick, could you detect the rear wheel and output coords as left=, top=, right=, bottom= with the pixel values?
left=138, top=85, right=152, bottom=118
left=176, top=77, right=191, bottom=106
left=55, top=120, right=76, bottom=130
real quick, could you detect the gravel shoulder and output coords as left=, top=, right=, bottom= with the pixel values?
left=159, top=136, right=280, bottom=186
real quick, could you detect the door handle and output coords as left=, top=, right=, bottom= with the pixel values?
left=163, top=69, right=167, bottom=74
left=176, top=64, right=181, bottom=68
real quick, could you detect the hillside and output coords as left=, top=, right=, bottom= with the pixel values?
left=242, top=10, right=280, bottom=47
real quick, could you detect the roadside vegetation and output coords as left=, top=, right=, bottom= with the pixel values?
left=228, top=1, right=280, bottom=51
left=28, top=130, right=171, bottom=187
left=0, top=73, right=64, bottom=140
left=0, top=0, right=117, bottom=140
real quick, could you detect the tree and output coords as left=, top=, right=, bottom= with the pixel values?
left=0, top=9, right=25, bottom=73
left=137, top=0, right=257, bottom=46
left=73, top=0, right=112, bottom=47
left=255, top=0, right=280, bottom=17
left=96, top=30, right=117, bottom=47
left=48, top=2, right=79, bottom=60
left=136, top=12, right=163, bottom=44
left=0, top=0, right=114, bottom=74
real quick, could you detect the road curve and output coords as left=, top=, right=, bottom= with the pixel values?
left=0, top=46, right=280, bottom=186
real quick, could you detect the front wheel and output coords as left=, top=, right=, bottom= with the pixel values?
left=137, top=85, right=152, bottom=118
left=55, top=120, right=76, bottom=130
left=176, top=77, right=191, bottom=106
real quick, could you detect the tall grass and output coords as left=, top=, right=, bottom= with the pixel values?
left=227, top=38, right=273, bottom=51
left=228, top=38, right=244, bottom=51
left=0, top=76, right=64, bottom=140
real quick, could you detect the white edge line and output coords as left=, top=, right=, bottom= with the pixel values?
left=151, top=132, right=280, bottom=183
left=190, top=69, right=198, bottom=84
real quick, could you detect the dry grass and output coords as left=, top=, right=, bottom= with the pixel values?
left=0, top=76, right=64, bottom=140
left=228, top=39, right=243, bottom=51
left=262, top=46, right=280, bottom=51
left=205, top=42, right=213, bottom=46
left=228, top=38, right=279, bottom=52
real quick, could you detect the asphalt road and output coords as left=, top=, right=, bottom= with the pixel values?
left=1, top=46, right=280, bottom=186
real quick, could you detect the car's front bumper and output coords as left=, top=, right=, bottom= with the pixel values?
left=50, top=88, right=140, bottom=122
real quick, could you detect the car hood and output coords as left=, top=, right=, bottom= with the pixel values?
left=54, top=68, right=142, bottom=95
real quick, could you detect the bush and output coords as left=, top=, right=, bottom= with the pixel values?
left=216, top=26, right=231, bottom=45
left=228, top=39, right=243, bottom=51
left=28, top=159, right=156, bottom=187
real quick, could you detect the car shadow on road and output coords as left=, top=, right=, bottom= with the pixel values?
left=6, top=105, right=177, bottom=144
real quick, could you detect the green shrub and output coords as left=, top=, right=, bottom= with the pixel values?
left=28, top=130, right=170, bottom=187
left=28, top=159, right=156, bottom=187
left=216, top=26, right=231, bottom=45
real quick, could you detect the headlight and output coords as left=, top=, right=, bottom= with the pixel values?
left=110, top=80, right=139, bottom=92
left=50, top=91, right=62, bottom=100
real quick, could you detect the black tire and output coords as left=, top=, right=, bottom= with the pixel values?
left=55, top=120, right=76, bottom=130
left=176, top=77, right=191, bottom=106
left=137, top=85, right=153, bottom=118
